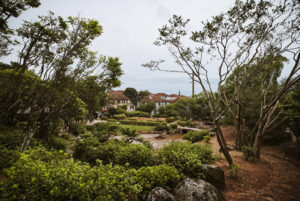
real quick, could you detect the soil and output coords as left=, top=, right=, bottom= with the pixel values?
left=212, top=126, right=300, bottom=201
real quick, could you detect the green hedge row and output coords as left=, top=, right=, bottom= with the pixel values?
left=119, top=120, right=160, bottom=126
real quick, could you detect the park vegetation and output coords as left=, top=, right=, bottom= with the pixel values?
left=0, top=0, right=299, bottom=200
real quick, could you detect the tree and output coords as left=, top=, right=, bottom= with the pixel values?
left=137, top=90, right=150, bottom=101
left=124, top=87, right=138, bottom=106
left=223, top=54, right=289, bottom=149
left=0, top=0, right=41, bottom=57
left=144, top=0, right=299, bottom=165
left=0, top=12, right=123, bottom=152
left=136, top=102, right=156, bottom=114
left=281, top=81, right=300, bottom=139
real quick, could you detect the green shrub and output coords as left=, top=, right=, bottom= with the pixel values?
left=101, top=115, right=109, bottom=120
left=0, top=145, right=20, bottom=170
left=177, top=120, right=196, bottom=127
left=157, top=142, right=214, bottom=178
left=127, top=111, right=150, bottom=118
left=116, top=107, right=127, bottom=114
left=0, top=126, right=23, bottom=149
left=114, top=113, right=127, bottom=120
left=166, top=117, right=176, bottom=123
left=107, top=118, right=117, bottom=123
left=73, top=139, right=154, bottom=168
left=116, top=144, right=155, bottom=168
left=242, top=146, right=256, bottom=161
left=183, top=130, right=209, bottom=143
left=203, top=135, right=211, bottom=143
left=1, top=148, right=141, bottom=201
left=154, top=122, right=170, bottom=131
left=127, top=117, right=138, bottom=121
left=120, top=120, right=160, bottom=127
left=118, top=104, right=128, bottom=111
left=136, top=165, right=183, bottom=200
left=69, top=123, right=86, bottom=136
left=170, top=124, right=178, bottom=130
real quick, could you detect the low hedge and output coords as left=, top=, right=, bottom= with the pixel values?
left=166, top=117, right=176, bottom=123
left=120, top=120, right=160, bottom=127
left=127, top=111, right=150, bottom=118
left=114, top=113, right=127, bottom=120
left=183, top=130, right=209, bottom=143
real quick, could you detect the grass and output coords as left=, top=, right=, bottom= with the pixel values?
left=118, top=124, right=155, bottom=133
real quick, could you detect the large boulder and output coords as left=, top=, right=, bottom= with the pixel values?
left=202, top=164, right=225, bottom=189
left=173, top=178, right=224, bottom=201
left=146, top=187, right=176, bottom=201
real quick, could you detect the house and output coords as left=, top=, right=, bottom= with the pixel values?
left=139, top=93, right=187, bottom=113
left=105, top=90, right=188, bottom=113
left=106, top=90, right=135, bottom=111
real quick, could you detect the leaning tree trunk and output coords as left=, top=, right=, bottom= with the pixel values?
left=215, top=120, right=233, bottom=166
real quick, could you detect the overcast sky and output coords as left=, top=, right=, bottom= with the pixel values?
left=6, top=0, right=237, bottom=96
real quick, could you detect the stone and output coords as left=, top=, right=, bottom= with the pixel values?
left=174, top=178, right=224, bottom=201
left=202, top=164, right=225, bottom=190
left=146, top=187, right=176, bottom=201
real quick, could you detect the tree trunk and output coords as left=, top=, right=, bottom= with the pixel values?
left=20, top=129, right=34, bottom=152
left=215, top=120, right=233, bottom=166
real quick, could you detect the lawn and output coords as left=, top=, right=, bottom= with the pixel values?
left=118, top=124, right=155, bottom=133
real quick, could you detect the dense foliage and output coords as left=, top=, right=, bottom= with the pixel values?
left=183, top=130, right=209, bottom=143
left=0, top=148, right=141, bottom=201
left=157, top=142, right=214, bottom=178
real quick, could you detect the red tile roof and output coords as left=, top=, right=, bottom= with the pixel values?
left=108, top=90, right=130, bottom=100
left=141, top=95, right=167, bottom=103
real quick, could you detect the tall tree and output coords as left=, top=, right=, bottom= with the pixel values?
left=124, top=87, right=138, bottom=106
left=144, top=0, right=299, bottom=165
left=224, top=54, right=288, bottom=150
left=0, top=12, right=123, bottom=152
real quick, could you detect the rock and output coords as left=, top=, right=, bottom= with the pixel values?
left=174, top=178, right=224, bottom=201
left=146, top=187, right=176, bottom=201
left=202, top=164, right=225, bottom=190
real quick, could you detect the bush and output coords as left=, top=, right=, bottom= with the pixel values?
left=90, top=122, right=119, bottom=142
left=177, top=120, right=196, bottom=127
left=157, top=142, right=214, bottom=178
left=0, top=145, right=20, bottom=170
left=0, top=126, right=23, bottom=149
left=69, top=123, right=86, bottom=136
left=101, top=115, right=109, bottom=120
left=120, top=120, right=160, bottom=127
left=127, top=111, right=150, bottom=118
left=73, top=139, right=154, bottom=168
left=242, top=146, right=256, bottom=161
left=136, top=165, right=183, bottom=200
left=154, top=122, right=170, bottom=131
left=118, top=104, right=128, bottom=111
left=107, top=118, right=117, bottom=123
left=183, top=130, right=209, bottom=143
left=1, top=148, right=141, bottom=201
left=166, top=117, right=176, bottom=123
left=127, top=117, right=138, bottom=121
left=116, top=144, right=155, bottom=168
left=170, top=123, right=178, bottom=130
left=114, top=113, right=127, bottom=120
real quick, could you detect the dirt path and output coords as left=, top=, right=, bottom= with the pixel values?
left=212, top=126, right=300, bottom=201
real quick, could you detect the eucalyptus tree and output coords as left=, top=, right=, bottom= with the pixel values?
left=144, top=0, right=299, bottom=164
